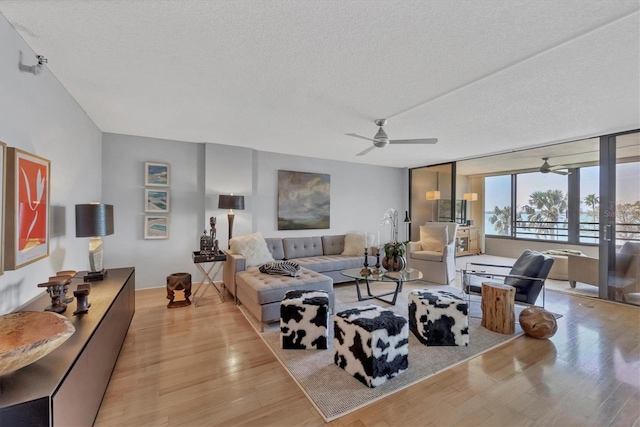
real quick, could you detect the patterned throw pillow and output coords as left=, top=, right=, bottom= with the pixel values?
left=259, top=261, right=302, bottom=277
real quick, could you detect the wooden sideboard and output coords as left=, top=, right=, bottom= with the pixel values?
left=0, top=267, right=135, bottom=426
left=456, top=226, right=481, bottom=256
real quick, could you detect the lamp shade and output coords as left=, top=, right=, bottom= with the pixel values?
left=218, top=194, right=245, bottom=210
left=425, top=190, right=441, bottom=201
left=464, top=192, right=478, bottom=201
left=75, top=204, right=114, bottom=237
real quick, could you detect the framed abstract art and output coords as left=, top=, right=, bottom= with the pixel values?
left=144, top=162, right=170, bottom=187
left=277, top=170, right=330, bottom=230
left=4, top=147, right=51, bottom=270
left=144, top=215, right=169, bottom=239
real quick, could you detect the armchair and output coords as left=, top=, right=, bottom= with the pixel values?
left=462, top=249, right=554, bottom=307
left=406, top=222, right=458, bottom=285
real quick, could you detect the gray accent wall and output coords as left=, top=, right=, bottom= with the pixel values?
left=102, top=134, right=408, bottom=289
left=0, top=15, right=103, bottom=313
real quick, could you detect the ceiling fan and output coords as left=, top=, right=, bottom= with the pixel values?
left=539, top=157, right=571, bottom=175
left=346, top=119, right=438, bottom=156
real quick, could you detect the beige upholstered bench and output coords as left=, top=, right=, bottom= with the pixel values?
left=542, top=249, right=584, bottom=281
left=235, top=267, right=334, bottom=330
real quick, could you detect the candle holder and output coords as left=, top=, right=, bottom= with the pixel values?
left=360, top=248, right=372, bottom=276
left=372, top=247, right=382, bottom=276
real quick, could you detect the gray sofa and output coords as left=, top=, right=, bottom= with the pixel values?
left=223, top=235, right=375, bottom=328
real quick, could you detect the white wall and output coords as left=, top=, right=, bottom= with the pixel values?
left=0, top=15, right=103, bottom=313
left=102, top=133, right=205, bottom=288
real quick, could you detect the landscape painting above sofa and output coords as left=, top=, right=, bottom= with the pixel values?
left=278, top=170, right=330, bottom=230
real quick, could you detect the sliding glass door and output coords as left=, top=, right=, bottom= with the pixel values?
left=600, top=131, right=640, bottom=306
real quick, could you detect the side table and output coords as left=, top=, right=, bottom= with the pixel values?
left=192, top=251, right=227, bottom=306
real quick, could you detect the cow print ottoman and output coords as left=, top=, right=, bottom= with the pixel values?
left=408, top=290, right=469, bottom=346
left=280, top=290, right=329, bottom=350
left=334, top=305, right=408, bottom=388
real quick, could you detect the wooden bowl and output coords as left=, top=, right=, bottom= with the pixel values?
left=0, top=311, right=75, bottom=376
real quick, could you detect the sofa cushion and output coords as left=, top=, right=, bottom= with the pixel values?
left=410, top=250, right=444, bottom=262
left=342, top=232, right=375, bottom=256
left=419, top=225, right=448, bottom=252
left=265, top=237, right=285, bottom=260
left=230, top=232, right=275, bottom=267
left=322, top=235, right=345, bottom=255
left=283, top=237, right=323, bottom=259
left=291, top=255, right=366, bottom=272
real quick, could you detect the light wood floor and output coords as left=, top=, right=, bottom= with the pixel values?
left=95, top=283, right=640, bottom=427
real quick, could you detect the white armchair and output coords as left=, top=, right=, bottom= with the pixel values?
left=406, top=222, right=459, bottom=285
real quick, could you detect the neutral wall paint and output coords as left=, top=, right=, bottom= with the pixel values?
left=102, top=134, right=408, bottom=289
left=0, top=15, right=103, bottom=314
left=102, top=133, right=206, bottom=288
left=253, top=151, right=409, bottom=242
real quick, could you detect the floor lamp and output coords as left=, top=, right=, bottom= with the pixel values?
left=425, top=190, right=441, bottom=222
left=218, top=194, right=245, bottom=248
left=463, top=192, right=478, bottom=225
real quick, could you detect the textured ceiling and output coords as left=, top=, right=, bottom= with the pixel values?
left=1, top=0, right=639, bottom=168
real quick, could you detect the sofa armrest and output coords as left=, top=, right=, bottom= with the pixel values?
left=223, top=251, right=246, bottom=298
left=568, top=254, right=598, bottom=286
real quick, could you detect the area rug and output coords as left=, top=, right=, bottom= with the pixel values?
left=239, top=280, right=526, bottom=422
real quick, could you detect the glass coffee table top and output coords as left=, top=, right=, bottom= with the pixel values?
left=341, top=267, right=423, bottom=282
left=340, top=267, right=423, bottom=305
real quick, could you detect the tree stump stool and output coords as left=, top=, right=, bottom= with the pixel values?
left=167, top=273, right=192, bottom=308
left=481, top=282, right=515, bottom=334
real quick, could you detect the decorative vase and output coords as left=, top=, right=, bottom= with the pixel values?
left=382, top=253, right=406, bottom=272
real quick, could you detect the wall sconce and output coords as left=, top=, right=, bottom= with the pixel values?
left=218, top=194, right=245, bottom=248
left=425, top=190, right=441, bottom=221
left=75, top=203, right=114, bottom=281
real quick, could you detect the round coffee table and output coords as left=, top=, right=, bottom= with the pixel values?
left=341, top=267, right=423, bottom=305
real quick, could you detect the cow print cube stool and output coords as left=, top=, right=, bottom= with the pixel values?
left=408, top=290, right=469, bottom=346
left=334, top=305, right=408, bottom=388
left=280, top=290, right=329, bottom=350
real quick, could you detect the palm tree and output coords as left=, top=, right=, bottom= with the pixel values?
left=489, top=205, right=512, bottom=235
left=584, top=193, right=599, bottom=224
left=521, top=189, right=568, bottom=240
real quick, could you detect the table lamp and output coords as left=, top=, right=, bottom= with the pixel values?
left=75, top=203, right=114, bottom=281
left=218, top=194, right=244, bottom=248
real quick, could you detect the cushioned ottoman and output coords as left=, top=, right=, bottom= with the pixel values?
left=334, top=305, right=408, bottom=388
left=408, top=290, right=469, bottom=346
left=235, top=266, right=334, bottom=329
left=280, top=290, right=329, bottom=349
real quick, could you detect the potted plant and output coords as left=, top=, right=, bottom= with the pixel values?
left=382, top=241, right=408, bottom=272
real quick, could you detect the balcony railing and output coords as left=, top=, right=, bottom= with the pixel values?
left=491, top=220, right=640, bottom=244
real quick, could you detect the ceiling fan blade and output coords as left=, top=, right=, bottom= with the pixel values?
left=346, top=133, right=377, bottom=143
left=389, top=138, right=438, bottom=145
left=551, top=170, right=571, bottom=175
left=356, top=146, right=376, bottom=156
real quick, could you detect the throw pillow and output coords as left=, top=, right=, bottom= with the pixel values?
left=419, top=225, right=448, bottom=252
left=342, top=232, right=375, bottom=256
left=259, top=261, right=302, bottom=277
left=229, top=232, right=275, bottom=267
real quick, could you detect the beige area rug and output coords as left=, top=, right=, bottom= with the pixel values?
left=455, top=254, right=599, bottom=300
left=239, top=280, right=526, bottom=422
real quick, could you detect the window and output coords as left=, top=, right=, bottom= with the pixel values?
left=516, top=172, right=568, bottom=241
left=485, top=175, right=512, bottom=236
left=579, top=166, right=599, bottom=244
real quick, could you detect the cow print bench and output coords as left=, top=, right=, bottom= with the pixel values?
left=334, top=305, right=408, bottom=388
left=280, top=290, right=329, bottom=350
left=408, top=289, right=469, bottom=346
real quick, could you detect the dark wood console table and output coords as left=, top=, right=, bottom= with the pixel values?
left=0, top=267, right=135, bottom=426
